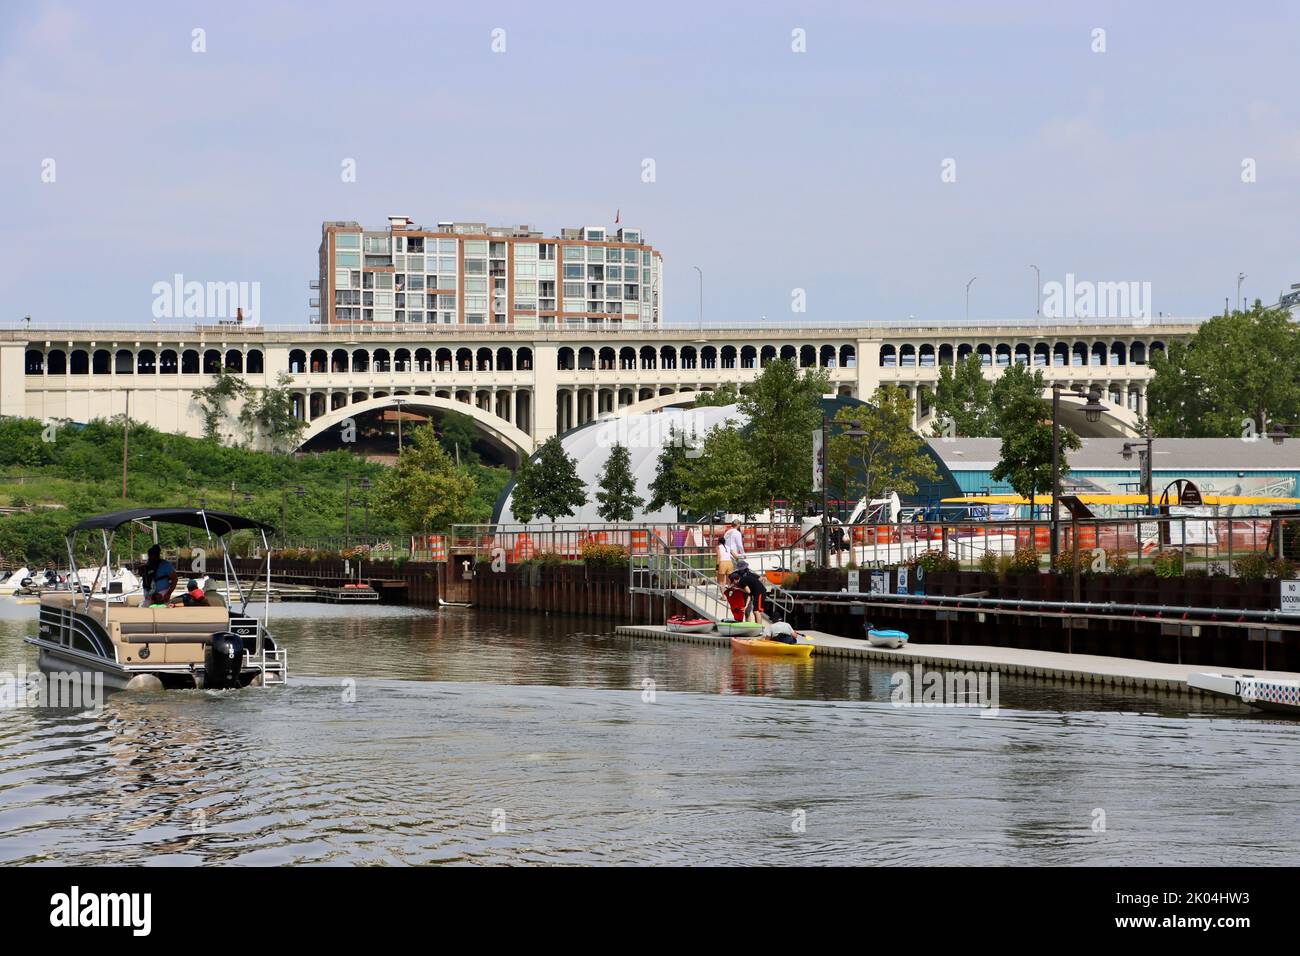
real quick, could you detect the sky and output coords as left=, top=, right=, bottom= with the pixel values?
left=1, top=0, right=1297, bottom=329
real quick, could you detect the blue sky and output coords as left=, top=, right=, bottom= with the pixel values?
left=2, top=0, right=1297, bottom=328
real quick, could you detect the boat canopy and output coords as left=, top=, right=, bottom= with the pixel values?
left=70, top=508, right=274, bottom=536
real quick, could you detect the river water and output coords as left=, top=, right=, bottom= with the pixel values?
left=1, top=601, right=1298, bottom=865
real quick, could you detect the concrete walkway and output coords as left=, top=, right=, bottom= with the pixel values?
left=614, top=623, right=1300, bottom=693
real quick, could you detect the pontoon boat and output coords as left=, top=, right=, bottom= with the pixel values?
left=25, top=508, right=287, bottom=690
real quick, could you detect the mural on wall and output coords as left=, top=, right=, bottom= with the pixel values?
left=1060, top=473, right=1298, bottom=514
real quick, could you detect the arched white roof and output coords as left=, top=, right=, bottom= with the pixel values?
left=496, top=404, right=747, bottom=523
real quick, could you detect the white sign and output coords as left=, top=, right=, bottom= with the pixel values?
left=869, top=571, right=887, bottom=595
left=1282, top=580, right=1300, bottom=616
left=896, top=567, right=909, bottom=595
left=846, top=570, right=860, bottom=592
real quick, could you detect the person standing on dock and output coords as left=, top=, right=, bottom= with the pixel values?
left=716, top=533, right=734, bottom=585
left=724, top=519, right=746, bottom=567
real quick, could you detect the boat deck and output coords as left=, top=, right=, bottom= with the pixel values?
left=614, top=624, right=1300, bottom=693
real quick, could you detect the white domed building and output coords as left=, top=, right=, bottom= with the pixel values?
left=494, top=404, right=745, bottom=524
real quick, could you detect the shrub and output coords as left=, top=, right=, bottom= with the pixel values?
left=1269, top=557, right=1297, bottom=580
left=581, top=541, right=630, bottom=568
left=978, top=552, right=998, bottom=574
left=1005, top=547, right=1042, bottom=575
left=1052, top=548, right=1130, bottom=576
left=910, top=549, right=958, bottom=574
left=1151, top=550, right=1184, bottom=578
left=1131, top=563, right=1156, bottom=577
left=1234, top=553, right=1270, bottom=580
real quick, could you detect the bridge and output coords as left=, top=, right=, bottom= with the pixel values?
left=1, top=318, right=1201, bottom=463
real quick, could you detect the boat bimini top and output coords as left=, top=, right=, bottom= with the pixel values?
left=65, top=507, right=275, bottom=620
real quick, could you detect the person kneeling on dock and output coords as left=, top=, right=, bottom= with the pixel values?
left=728, top=562, right=768, bottom=623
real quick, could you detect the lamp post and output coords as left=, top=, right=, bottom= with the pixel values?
left=819, top=417, right=867, bottom=568
left=1050, top=384, right=1107, bottom=564
left=1121, top=432, right=1155, bottom=513
left=1030, top=264, right=1040, bottom=317
left=280, top=484, right=306, bottom=545
left=693, top=265, right=703, bottom=337
left=394, top=398, right=406, bottom=456
left=965, top=276, right=977, bottom=323
left=1237, top=272, right=1247, bottom=311
left=360, top=477, right=371, bottom=537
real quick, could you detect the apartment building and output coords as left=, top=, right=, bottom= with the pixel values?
left=315, top=217, right=662, bottom=326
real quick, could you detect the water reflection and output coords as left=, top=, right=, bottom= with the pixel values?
left=0, top=601, right=1298, bottom=865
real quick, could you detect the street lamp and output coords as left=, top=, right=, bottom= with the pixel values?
left=1120, top=431, right=1155, bottom=513
left=1030, top=265, right=1040, bottom=317
left=1237, top=272, right=1247, bottom=311
left=1050, top=383, right=1107, bottom=564
left=819, top=417, right=867, bottom=567
left=393, top=398, right=406, bottom=456
left=280, top=484, right=306, bottom=543
left=693, top=266, right=704, bottom=341
left=965, top=276, right=977, bottom=323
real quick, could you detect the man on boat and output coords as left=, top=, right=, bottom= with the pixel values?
left=141, top=544, right=178, bottom=606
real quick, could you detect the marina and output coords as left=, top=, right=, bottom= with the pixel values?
left=3, top=600, right=1299, bottom=867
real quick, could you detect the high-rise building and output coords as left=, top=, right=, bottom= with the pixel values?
left=316, top=217, right=662, bottom=326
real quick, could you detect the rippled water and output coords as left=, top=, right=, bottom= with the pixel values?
left=2, top=600, right=1299, bottom=865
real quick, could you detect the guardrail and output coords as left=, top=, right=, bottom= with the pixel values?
left=0, top=315, right=1209, bottom=338
left=790, top=513, right=1300, bottom=573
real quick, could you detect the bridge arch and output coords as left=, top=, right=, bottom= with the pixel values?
left=294, top=394, right=535, bottom=464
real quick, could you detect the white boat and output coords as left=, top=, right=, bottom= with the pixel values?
left=25, top=508, right=287, bottom=691
left=867, top=627, right=910, bottom=649
left=0, top=567, right=32, bottom=594
left=1188, top=672, right=1300, bottom=715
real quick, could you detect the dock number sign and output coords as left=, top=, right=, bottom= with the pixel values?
left=1282, top=580, right=1300, bottom=616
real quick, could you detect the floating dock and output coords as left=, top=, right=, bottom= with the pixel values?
left=614, top=624, right=1300, bottom=694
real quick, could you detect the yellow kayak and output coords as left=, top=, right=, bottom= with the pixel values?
left=731, top=636, right=814, bottom=658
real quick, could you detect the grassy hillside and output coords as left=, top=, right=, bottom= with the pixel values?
left=0, top=417, right=508, bottom=566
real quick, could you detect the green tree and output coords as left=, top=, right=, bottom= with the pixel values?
left=239, top=372, right=306, bottom=452
left=693, top=383, right=740, bottom=407
left=510, top=455, right=537, bottom=524
left=437, top=410, right=481, bottom=465
left=931, top=354, right=997, bottom=437
left=193, top=367, right=251, bottom=443
left=647, top=424, right=699, bottom=516
left=829, top=388, right=939, bottom=504
left=1147, top=303, right=1300, bottom=437
left=989, top=370, right=1080, bottom=506
left=373, top=424, right=477, bottom=532
left=738, top=359, right=830, bottom=508
left=682, top=425, right=765, bottom=517
left=516, top=436, right=586, bottom=521
left=594, top=442, right=643, bottom=522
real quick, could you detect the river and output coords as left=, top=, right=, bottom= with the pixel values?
left=1, top=601, right=1298, bottom=865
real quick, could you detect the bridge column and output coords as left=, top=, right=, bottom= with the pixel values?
left=530, top=344, right=558, bottom=444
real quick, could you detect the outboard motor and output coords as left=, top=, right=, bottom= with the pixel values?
left=204, top=631, right=246, bottom=689
left=19, top=577, right=33, bottom=590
